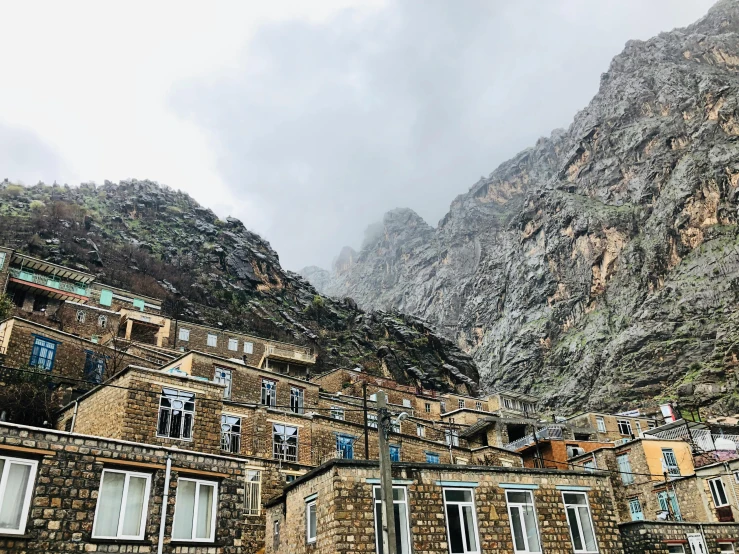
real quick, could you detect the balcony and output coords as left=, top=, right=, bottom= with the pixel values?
left=503, top=426, right=563, bottom=451
left=8, top=267, right=89, bottom=298
left=265, top=344, right=317, bottom=364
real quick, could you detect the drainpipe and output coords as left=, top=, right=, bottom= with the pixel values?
left=157, top=454, right=172, bottom=554
left=69, top=400, right=79, bottom=433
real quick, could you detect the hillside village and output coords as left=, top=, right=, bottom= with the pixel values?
left=2, top=246, right=739, bottom=553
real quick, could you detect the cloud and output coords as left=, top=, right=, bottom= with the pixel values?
left=0, top=123, right=72, bottom=185
left=175, top=0, right=714, bottom=271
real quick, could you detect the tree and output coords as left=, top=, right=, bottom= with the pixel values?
left=0, top=294, right=13, bottom=320
left=0, top=367, right=59, bottom=426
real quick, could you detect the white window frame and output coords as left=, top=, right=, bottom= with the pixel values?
left=331, top=406, right=345, bottom=420
left=76, top=309, right=86, bottom=323
left=635, top=421, right=642, bottom=435
left=290, top=386, right=304, bottom=414
left=719, top=542, right=735, bottom=554
left=458, top=399, right=465, bottom=409
left=220, top=414, right=241, bottom=454
left=417, top=424, right=425, bottom=438
left=92, top=468, right=151, bottom=540
left=662, top=448, right=680, bottom=477
left=306, top=499, right=317, bottom=544
left=444, top=487, right=482, bottom=554
left=244, top=469, right=261, bottom=516
left=368, top=413, right=378, bottom=429
left=667, top=546, right=686, bottom=554
left=595, top=417, right=606, bottom=433
left=475, top=401, right=483, bottom=411
left=156, top=388, right=195, bottom=441
left=179, top=328, right=190, bottom=341
left=261, top=379, right=276, bottom=407
left=244, top=341, right=254, bottom=354
left=228, top=338, right=238, bottom=351
left=562, top=491, right=598, bottom=554
left=445, top=428, right=460, bottom=447
left=709, top=477, right=730, bottom=508
left=425, top=402, right=431, bottom=413
left=504, top=489, right=541, bottom=554
left=0, top=456, right=38, bottom=535
left=172, top=478, right=218, bottom=542
left=214, top=367, right=233, bottom=400
left=98, top=315, right=108, bottom=329
left=372, top=485, right=412, bottom=554
left=207, top=333, right=218, bottom=347
left=617, top=419, right=632, bottom=436
left=402, top=398, right=412, bottom=408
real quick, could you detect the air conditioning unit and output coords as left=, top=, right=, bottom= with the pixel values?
left=567, top=446, right=586, bottom=458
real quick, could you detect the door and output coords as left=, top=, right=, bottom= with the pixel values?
left=687, top=533, right=707, bottom=554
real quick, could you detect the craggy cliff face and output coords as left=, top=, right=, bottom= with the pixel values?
left=305, top=0, right=739, bottom=413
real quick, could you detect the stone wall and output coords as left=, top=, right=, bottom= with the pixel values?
left=269, top=460, right=623, bottom=554
left=56, top=301, right=121, bottom=342
left=619, top=521, right=739, bottom=553
left=166, top=321, right=269, bottom=367
left=0, top=421, right=281, bottom=553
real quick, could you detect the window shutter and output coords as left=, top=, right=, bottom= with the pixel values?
left=99, top=289, right=113, bottom=307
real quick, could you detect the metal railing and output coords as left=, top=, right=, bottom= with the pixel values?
left=644, top=426, right=739, bottom=453
left=266, top=344, right=316, bottom=363
left=8, top=267, right=88, bottom=296
left=503, top=426, right=563, bottom=451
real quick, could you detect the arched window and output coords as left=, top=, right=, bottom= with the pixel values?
left=98, top=315, right=108, bottom=329
left=76, top=310, right=86, bottom=323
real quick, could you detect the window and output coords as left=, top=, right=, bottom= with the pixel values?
left=84, top=351, right=106, bottom=385
left=735, top=471, right=739, bottom=484
left=0, top=252, right=5, bottom=269
left=273, top=520, right=280, bottom=551
left=273, top=424, right=298, bottom=462
left=426, top=452, right=440, bottom=464
left=417, top=424, right=426, bottom=438
left=98, top=315, right=108, bottom=329
left=373, top=486, right=411, bottom=554
left=596, top=417, right=606, bottom=433
left=76, top=310, right=86, bottom=323
left=244, top=341, right=254, bottom=354
left=92, top=469, right=151, bottom=540
left=425, top=402, right=431, bottom=413
left=207, top=334, right=217, bottom=347
left=719, top=543, right=735, bottom=554
left=667, top=546, right=686, bottom=554
left=475, top=401, right=483, bottom=411
left=0, top=456, right=38, bottom=535
left=290, top=387, right=304, bottom=414
left=442, top=488, right=481, bottom=554
left=179, top=328, right=190, bottom=342
left=389, top=445, right=401, bottom=462
left=391, top=419, right=400, bottom=433
left=635, top=421, right=642, bottom=435
left=662, top=448, right=680, bottom=477
left=244, top=470, right=261, bottom=516
left=617, top=454, right=634, bottom=485
left=261, top=379, right=276, bottom=407
left=132, top=298, right=145, bottom=312
left=505, top=489, right=540, bottom=554
left=157, top=388, right=195, bottom=440
left=648, top=420, right=657, bottom=429
left=402, top=398, right=412, bottom=408
left=220, top=415, right=241, bottom=453
left=172, top=478, right=218, bottom=542
left=331, top=406, right=345, bottom=421
left=306, top=499, right=317, bottom=544
left=337, top=435, right=354, bottom=459
left=228, top=338, right=238, bottom=351
left=709, top=477, right=730, bottom=508
left=99, top=289, right=113, bottom=307
left=214, top=367, right=232, bottom=400
left=368, top=413, right=378, bottom=429
left=29, top=335, right=58, bottom=370
left=628, top=498, right=644, bottom=521
left=657, top=490, right=682, bottom=521
left=562, top=492, right=598, bottom=554
left=582, top=458, right=596, bottom=470
left=441, top=401, right=446, bottom=413
left=458, top=399, right=465, bottom=409
left=617, top=419, right=632, bottom=436
left=285, top=474, right=297, bottom=483
left=446, top=429, right=460, bottom=447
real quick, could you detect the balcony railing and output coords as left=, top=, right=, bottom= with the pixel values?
left=9, top=268, right=89, bottom=296
left=504, top=426, right=563, bottom=451
left=645, top=426, right=739, bottom=453
left=266, top=344, right=316, bottom=363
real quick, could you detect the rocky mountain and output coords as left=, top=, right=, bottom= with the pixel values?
left=0, top=179, right=480, bottom=394
left=302, top=0, right=739, bottom=414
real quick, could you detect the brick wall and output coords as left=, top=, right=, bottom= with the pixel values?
left=166, top=322, right=269, bottom=367
left=619, top=521, right=739, bottom=554
left=0, top=421, right=282, bottom=553
left=56, top=302, right=121, bottom=342
left=270, top=461, right=623, bottom=554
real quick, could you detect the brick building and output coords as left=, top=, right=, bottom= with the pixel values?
left=619, top=521, right=739, bottom=554
left=566, top=411, right=658, bottom=442
left=264, top=459, right=623, bottom=554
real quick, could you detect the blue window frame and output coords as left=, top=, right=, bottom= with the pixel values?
left=337, top=435, right=354, bottom=460
left=426, top=452, right=440, bottom=464
left=83, top=351, right=107, bottom=384
left=389, top=445, right=401, bottom=462
left=29, top=336, right=59, bottom=371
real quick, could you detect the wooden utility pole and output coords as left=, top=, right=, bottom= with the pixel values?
left=363, top=382, right=370, bottom=460
left=377, top=391, right=397, bottom=554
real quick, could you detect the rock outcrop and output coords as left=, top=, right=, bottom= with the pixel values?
left=305, top=0, right=739, bottom=414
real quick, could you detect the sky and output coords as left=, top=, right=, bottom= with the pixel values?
left=0, top=0, right=716, bottom=271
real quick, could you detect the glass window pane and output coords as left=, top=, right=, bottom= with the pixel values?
left=173, top=480, right=196, bottom=539
left=447, top=504, right=464, bottom=553
left=523, top=504, right=540, bottom=552
left=393, top=487, right=406, bottom=501
left=564, top=493, right=586, bottom=505
left=566, top=507, right=583, bottom=551
left=0, top=462, right=31, bottom=531
left=462, top=505, right=477, bottom=552
left=507, top=491, right=530, bottom=504
left=445, top=489, right=472, bottom=503
left=121, top=476, right=147, bottom=536
left=195, top=484, right=215, bottom=539
left=309, top=503, right=317, bottom=538
left=94, top=471, right=125, bottom=537
left=578, top=506, right=597, bottom=551
left=510, top=506, right=526, bottom=552
left=395, top=501, right=410, bottom=554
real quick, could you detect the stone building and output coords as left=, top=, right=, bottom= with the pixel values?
left=570, top=437, right=696, bottom=524
left=0, top=420, right=278, bottom=553
left=264, top=459, right=624, bottom=554
left=619, top=521, right=739, bottom=554
left=566, top=411, right=658, bottom=442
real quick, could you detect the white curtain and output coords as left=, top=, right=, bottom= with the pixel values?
left=195, top=484, right=214, bottom=539
left=0, top=462, right=31, bottom=530
left=173, top=480, right=196, bottom=539
left=93, top=471, right=124, bottom=537
left=121, top=476, right=147, bottom=536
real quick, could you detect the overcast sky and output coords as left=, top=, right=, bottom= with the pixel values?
left=0, top=0, right=715, bottom=270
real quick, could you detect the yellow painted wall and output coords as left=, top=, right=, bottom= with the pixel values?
left=642, top=439, right=694, bottom=481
